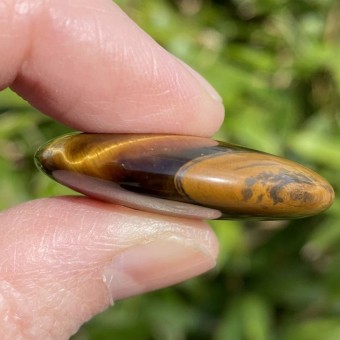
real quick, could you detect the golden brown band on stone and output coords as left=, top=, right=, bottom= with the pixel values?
left=35, top=133, right=335, bottom=220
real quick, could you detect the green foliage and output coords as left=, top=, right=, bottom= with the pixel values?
left=1, top=0, right=340, bottom=339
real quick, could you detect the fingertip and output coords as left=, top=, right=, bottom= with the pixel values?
left=5, top=0, right=224, bottom=136
left=0, top=197, right=218, bottom=337
left=103, top=233, right=218, bottom=301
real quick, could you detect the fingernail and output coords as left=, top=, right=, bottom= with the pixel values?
left=103, top=236, right=216, bottom=301
left=177, top=58, right=222, bottom=102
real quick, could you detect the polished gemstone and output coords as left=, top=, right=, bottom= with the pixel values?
left=35, top=133, right=335, bottom=220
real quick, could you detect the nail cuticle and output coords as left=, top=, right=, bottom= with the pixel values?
left=102, top=236, right=216, bottom=300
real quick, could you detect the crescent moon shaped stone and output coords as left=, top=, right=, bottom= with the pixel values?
left=35, top=133, right=335, bottom=220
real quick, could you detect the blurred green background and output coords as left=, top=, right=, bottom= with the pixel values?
left=1, top=0, right=340, bottom=339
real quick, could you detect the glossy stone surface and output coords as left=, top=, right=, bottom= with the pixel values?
left=35, top=133, right=335, bottom=220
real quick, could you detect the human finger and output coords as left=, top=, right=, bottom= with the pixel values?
left=0, top=197, right=218, bottom=338
left=0, top=0, right=224, bottom=136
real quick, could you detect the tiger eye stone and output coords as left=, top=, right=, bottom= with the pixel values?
left=35, top=133, right=335, bottom=220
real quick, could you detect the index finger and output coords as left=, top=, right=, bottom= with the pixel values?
left=0, top=0, right=224, bottom=136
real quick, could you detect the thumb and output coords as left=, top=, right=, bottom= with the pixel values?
left=0, top=197, right=218, bottom=339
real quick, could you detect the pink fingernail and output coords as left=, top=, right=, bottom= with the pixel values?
left=177, top=58, right=222, bottom=102
left=103, top=237, right=216, bottom=301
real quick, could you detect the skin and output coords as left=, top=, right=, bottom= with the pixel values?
left=0, top=0, right=224, bottom=339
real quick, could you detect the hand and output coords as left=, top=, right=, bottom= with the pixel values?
left=0, top=0, right=224, bottom=338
